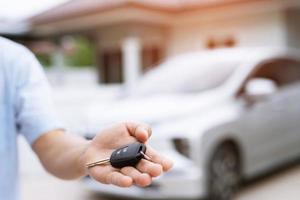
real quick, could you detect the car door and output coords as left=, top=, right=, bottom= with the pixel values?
left=260, top=59, right=300, bottom=163
left=268, top=80, right=300, bottom=160
left=237, top=87, right=282, bottom=174
left=236, top=58, right=300, bottom=175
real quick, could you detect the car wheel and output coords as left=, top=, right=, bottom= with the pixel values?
left=207, top=142, right=241, bottom=200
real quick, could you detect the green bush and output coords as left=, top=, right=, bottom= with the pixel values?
left=64, top=37, right=95, bottom=67
left=36, top=53, right=52, bottom=68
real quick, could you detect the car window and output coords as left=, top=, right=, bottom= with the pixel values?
left=132, top=59, right=238, bottom=96
left=253, top=59, right=300, bottom=86
left=239, top=58, right=300, bottom=96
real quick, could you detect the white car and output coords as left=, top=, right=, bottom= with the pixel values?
left=82, top=48, right=300, bottom=200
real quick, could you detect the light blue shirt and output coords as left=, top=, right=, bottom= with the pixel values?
left=0, top=37, right=61, bottom=200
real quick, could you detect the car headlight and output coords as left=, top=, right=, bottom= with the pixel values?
left=84, top=133, right=95, bottom=140
left=172, top=138, right=190, bottom=158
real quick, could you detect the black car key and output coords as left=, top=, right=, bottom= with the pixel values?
left=86, top=142, right=151, bottom=169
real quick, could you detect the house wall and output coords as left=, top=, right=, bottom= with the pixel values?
left=167, top=10, right=287, bottom=56
left=95, top=24, right=167, bottom=50
left=285, top=8, right=300, bottom=49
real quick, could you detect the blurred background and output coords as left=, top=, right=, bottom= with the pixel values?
left=1, top=0, right=300, bottom=200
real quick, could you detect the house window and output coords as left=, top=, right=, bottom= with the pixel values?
left=99, top=49, right=123, bottom=83
left=206, top=36, right=236, bottom=49
left=142, top=47, right=163, bottom=72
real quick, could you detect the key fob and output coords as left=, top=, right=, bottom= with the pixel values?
left=110, top=142, right=146, bottom=168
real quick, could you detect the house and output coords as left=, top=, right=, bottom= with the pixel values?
left=26, top=0, right=300, bottom=88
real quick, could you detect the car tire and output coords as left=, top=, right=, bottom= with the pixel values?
left=207, top=142, right=241, bottom=200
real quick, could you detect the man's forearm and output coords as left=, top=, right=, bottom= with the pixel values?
left=32, top=130, right=90, bottom=180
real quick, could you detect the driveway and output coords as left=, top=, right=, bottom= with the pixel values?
left=21, top=163, right=300, bottom=200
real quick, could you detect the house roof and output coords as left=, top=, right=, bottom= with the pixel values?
left=30, top=0, right=247, bottom=25
left=0, top=20, right=29, bottom=35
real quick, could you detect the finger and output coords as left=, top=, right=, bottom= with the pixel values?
left=125, top=122, right=152, bottom=143
left=146, top=146, right=173, bottom=172
left=88, top=166, right=132, bottom=187
left=121, top=167, right=152, bottom=187
left=88, top=165, right=113, bottom=183
left=136, top=159, right=163, bottom=177
left=106, top=171, right=133, bottom=187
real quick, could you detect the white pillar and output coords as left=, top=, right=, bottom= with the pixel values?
left=122, top=37, right=141, bottom=91
left=51, top=44, right=65, bottom=84
left=52, top=47, right=64, bottom=70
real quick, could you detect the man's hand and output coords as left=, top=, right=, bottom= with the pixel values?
left=81, top=122, right=173, bottom=187
left=33, top=122, right=173, bottom=188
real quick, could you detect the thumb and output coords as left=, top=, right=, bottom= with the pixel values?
left=125, top=122, right=152, bottom=143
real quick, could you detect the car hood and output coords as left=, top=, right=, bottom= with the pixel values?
left=151, top=102, right=239, bottom=140
left=85, top=89, right=228, bottom=133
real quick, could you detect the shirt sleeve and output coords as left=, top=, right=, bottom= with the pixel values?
left=14, top=47, right=63, bottom=145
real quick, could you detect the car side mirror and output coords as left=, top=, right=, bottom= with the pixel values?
left=243, top=78, right=278, bottom=106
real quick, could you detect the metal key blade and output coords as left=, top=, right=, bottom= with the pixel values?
left=140, top=151, right=152, bottom=162
left=86, top=158, right=110, bottom=168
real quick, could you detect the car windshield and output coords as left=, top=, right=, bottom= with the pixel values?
left=132, top=53, right=239, bottom=96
